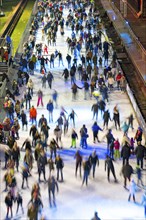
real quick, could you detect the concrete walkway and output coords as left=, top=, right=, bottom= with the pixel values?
left=100, top=0, right=146, bottom=82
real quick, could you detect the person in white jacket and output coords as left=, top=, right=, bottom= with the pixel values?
left=141, top=191, right=146, bottom=219
left=27, top=79, right=34, bottom=96
left=128, top=179, right=136, bottom=202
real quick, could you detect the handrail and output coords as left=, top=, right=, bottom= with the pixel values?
left=111, top=1, right=146, bottom=58
left=0, top=78, right=6, bottom=98
left=0, top=0, right=28, bottom=46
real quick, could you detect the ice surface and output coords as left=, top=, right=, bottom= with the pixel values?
left=0, top=4, right=145, bottom=220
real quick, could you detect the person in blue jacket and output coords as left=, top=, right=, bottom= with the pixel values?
left=92, top=121, right=103, bottom=143
left=46, top=100, right=54, bottom=122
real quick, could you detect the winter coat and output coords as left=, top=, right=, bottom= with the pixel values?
left=55, top=157, right=64, bottom=169
left=29, top=126, right=37, bottom=137
left=5, top=195, right=13, bottom=207
left=30, top=107, right=37, bottom=118
left=135, top=129, right=143, bottom=142
left=114, top=140, right=120, bottom=150
left=84, top=81, right=89, bottom=91
left=27, top=81, right=34, bottom=89
left=20, top=112, right=27, bottom=124
left=89, top=154, right=99, bottom=165
left=91, top=103, right=98, bottom=113
left=135, top=145, right=146, bottom=159
left=15, top=103, right=21, bottom=114
left=121, top=145, right=131, bottom=159
left=103, top=111, right=111, bottom=122
left=83, top=160, right=90, bottom=172
left=48, top=176, right=59, bottom=192
left=75, top=151, right=82, bottom=163
left=121, top=135, right=131, bottom=146
left=106, top=132, right=114, bottom=144
left=129, top=180, right=136, bottom=195
left=80, top=127, right=88, bottom=138
left=37, top=90, right=43, bottom=98
left=54, top=127, right=62, bottom=138
left=122, top=164, right=133, bottom=178
left=105, top=157, right=115, bottom=170
left=92, top=124, right=102, bottom=133
left=41, top=125, right=50, bottom=138
left=47, top=102, right=54, bottom=112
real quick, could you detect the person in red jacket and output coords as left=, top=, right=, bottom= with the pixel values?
left=114, top=138, right=120, bottom=160
left=116, top=71, right=122, bottom=90
left=29, top=106, right=37, bottom=125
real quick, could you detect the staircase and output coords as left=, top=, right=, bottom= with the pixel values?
left=0, top=62, right=8, bottom=73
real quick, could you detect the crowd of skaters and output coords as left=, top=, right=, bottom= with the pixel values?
left=0, top=0, right=146, bottom=219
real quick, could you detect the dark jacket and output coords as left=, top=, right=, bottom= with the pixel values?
left=91, top=103, right=98, bottom=113
left=89, top=154, right=99, bottom=165
left=47, top=102, right=54, bottom=112
left=105, top=157, right=114, bottom=170
left=55, top=157, right=64, bottom=169
left=103, top=110, right=111, bottom=122
left=48, top=176, right=59, bottom=192
left=135, top=144, right=146, bottom=159
left=5, top=194, right=13, bottom=207
left=122, top=164, right=133, bottom=178
left=121, top=144, right=131, bottom=159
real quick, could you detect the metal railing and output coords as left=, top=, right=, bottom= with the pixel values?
left=110, top=1, right=146, bottom=62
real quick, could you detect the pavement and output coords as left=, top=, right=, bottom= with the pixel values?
left=100, top=0, right=146, bottom=83
left=0, top=3, right=145, bottom=220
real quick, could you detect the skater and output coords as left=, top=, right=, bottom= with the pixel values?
left=52, top=90, right=58, bottom=108
left=48, top=175, right=59, bottom=207
left=82, top=158, right=91, bottom=186
left=47, top=71, right=54, bottom=89
left=49, top=138, right=59, bottom=159
left=89, top=150, right=99, bottom=178
left=121, top=161, right=133, bottom=189
left=91, top=211, right=101, bottom=220
left=106, top=129, right=115, bottom=154
left=5, top=191, right=14, bottom=218
left=135, top=141, right=146, bottom=169
left=114, top=138, right=120, bottom=160
left=128, top=179, right=136, bottom=203
left=105, top=155, right=117, bottom=182
left=37, top=150, right=47, bottom=182
left=103, top=109, right=111, bottom=130
left=41, top=74, right=47, bottom=88
left=55, top=154, right=64, bottom=182
left=121, top=142, right=131, bottom=165
left=37, top=90, right=44, bottom=107
left=74, top=150, right=82, bottom=177
left=135, top=165, right=143, bottom=186
left=63, top=118, right=69, bottom=135
left=134, top=127, right=143, bottom=143
left=54, top=125, right=63, bottom=148
left=80, top=124, right=88, bottom=149
left=29, top=106, right=37, bottom=126
left=24, top=90, right=32, bottom=110
left=92, top=121, right=102, bottom=143
left=70, top=129, right=78, bottom=148
left=127, top=113, right=134, bottom=130
left=141, top=191, right=146, bottom=219
left=68, top=109, right=77, bottom=127
left=113, top=105, right=120, bottom=130
left=15, top=192, right=24, bottom=214
left=91, top=103, right=99, bottom=121
left=20, top=110, right=28, bottom=131
left=46, top=100, right=54, bottom=122
left=21, top=163, right=29, bottom=189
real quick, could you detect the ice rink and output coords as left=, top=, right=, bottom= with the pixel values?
left=0, top=3, right=145, bottom=220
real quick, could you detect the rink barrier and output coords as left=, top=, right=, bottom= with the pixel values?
left=117, top=63, right=146, bottom=141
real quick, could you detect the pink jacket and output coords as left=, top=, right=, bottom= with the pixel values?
left=114, top=140, right=120, bottom=150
